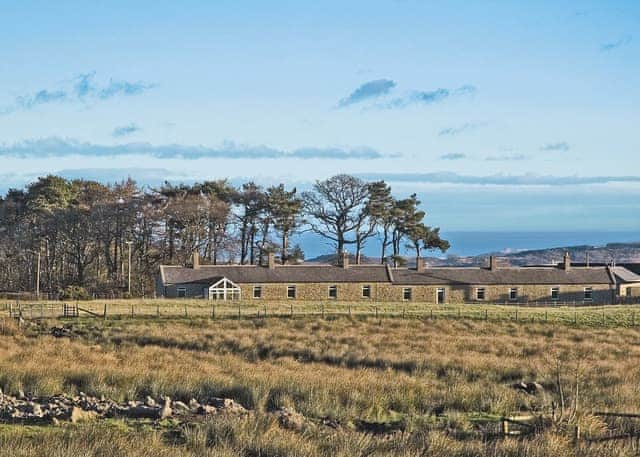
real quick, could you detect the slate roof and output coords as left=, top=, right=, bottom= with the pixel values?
left=392, top=267, right=615, bottom=286
left=160, top=264, right=390, bottom=285
left=612, top=266, right=640, bottom=283
left=159, top=263, right=631, bottom=286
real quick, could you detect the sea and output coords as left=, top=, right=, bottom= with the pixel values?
left=292, top=231, right=640, bottom=259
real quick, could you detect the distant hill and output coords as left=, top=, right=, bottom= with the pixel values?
left=307, top=242, right=640, bottom=267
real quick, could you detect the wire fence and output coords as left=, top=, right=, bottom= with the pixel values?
left=3, top=301, right=640, bottom=327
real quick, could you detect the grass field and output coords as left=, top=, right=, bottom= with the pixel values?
left=2, top=303, right=640, bottom=455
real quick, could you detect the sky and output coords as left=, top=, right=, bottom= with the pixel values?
left=1, top=0, right=639, bottom=233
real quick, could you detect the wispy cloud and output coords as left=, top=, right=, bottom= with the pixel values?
left=601, top=35, right=632, bottom=52
left=438, top=121, right=486, bottom=136
left=2, top=72, right=156, bottom=114
left=0, top=137, right=389, bottom=160
left=14, top=90, right=67, bottom=111
left=356, top=172, right=640, bottom=186
left=338, top=79, right=396, bottom=108
left=440, top=153, right=466, bottom=160
left=112, top=124, right=142, bottom=138
left=540, top=142, right=570, bottom=152
left=380, top=85, right=476, bottom=109
left=485, top=154, right=528, bottom=161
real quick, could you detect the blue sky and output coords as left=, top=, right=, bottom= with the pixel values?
left=1, top=0, right=639, bottom=232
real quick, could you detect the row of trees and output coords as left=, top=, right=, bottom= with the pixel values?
left=0, top=174, right=448, bottom=297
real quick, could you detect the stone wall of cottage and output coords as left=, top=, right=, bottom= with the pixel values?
left=161, top=281, right=614, bottom=304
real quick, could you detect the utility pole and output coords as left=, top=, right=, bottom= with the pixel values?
left=36, top=250, right=41, bottom=300
left=126, top=241, right=133, bottom=296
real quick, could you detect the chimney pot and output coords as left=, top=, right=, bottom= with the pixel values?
left=193, top=251, right=200, bottom=269
left=416, top=257, right=424, bottom=272
left=341, top=251, right=350, bottom=269
left=563, top=252, right=571, bottom=271
left=267, top=252, right=276, bottom=269
left=489, top=256, right=498, bottom=271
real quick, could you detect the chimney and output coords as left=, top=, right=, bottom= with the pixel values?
left=192, top=251, right=200, bottom=269
left=563, top=252, right=571, bottom=271
left=416, top=257, right=424, bottom=272
left=489, top=255, right=498, bottom=271
left=267, top=252, right=276, bottom=269
left=340, top=251, right=350, bottom=269
left=356, top=252, right=362, bottom=265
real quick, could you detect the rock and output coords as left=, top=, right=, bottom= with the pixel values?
left=27, top=403, right=43, bottom=417
left=511, top=381, right=545, bottom=395
left=321, top=417, right=340, bottom=429
left=208, top=397, right=247, bottom=414
left=17, top=389, right=25, bottom=400
left=172, top=401, right=190, bottom=413
left=70, top=406, right=98, bottom=423
left=159, top=397, right=172, bottom=419
left=274, top=407, right=305, bottom=431
left=197, top=405, right=218, bottom=415
left=145, top=396, right=156, bottom=407
left=188, top=399, right=200, bottom=409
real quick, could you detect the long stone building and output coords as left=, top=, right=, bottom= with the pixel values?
left=157, top=252, right=640, bottom=305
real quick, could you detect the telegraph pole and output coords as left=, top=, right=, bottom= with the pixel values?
left=36, top=250, right=41, bottom=300
left=126, top=241, right=133, bottom=296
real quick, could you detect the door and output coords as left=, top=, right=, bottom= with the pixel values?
left=437, top=288, right=445, bottom=304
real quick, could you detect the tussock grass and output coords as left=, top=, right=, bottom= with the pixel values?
left=1, top=317, right=640, bottom=455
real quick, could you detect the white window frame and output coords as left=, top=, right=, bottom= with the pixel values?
left=551, top=287, right=560, bottom=301
left=328, top=285, right=338, bottom=299
left=361, top=285, right=371, bottom=298
left=253, top=285, right=262, bottom=299
left=287, top=285, right=296, bottom=299
left=584, top=287, right=593, bottom=302
left=403, top=287, right=412, bottom=301
left=207, top=277, right=242, bottom=301
left=436, top=288, right=446, bottom=304
left=476, top=287, right=486, bottom=301
left=509, top=287, right=518, bottom=301
left=177, top=287, right=187, bottom=298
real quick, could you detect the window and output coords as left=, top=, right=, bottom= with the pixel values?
left=328, top=285, right=337, bottom=299
left=403, top=287, right=412, bottom=301
left=253, top=286, right=262, bottom=299
left=362, top=285, right=371, bottom=298
left=476, top=287, right=486, bottom=301
left=509, top=288, right=518, bottom=301
left=177, top=287, right=186, bottom=298
left=551, top=287, right=560, bottom=301
left=437, top=288, right=445, bottom=304
left=207, top=278, right=241, bottom=300
left=287, top=285, right=296, bottom=299
left=584, top=287, right=593, bottom=301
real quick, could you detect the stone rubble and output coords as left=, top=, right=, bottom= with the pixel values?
left=0, top=390, right=250, bottom=424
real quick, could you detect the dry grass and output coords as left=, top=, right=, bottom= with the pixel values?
left=1, top=315, right=640, bottom=455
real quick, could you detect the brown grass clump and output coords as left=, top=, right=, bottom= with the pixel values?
left=0, top=316, right=639, bottom=455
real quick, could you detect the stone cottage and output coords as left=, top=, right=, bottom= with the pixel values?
left=157, top=252, right=640, bottom=305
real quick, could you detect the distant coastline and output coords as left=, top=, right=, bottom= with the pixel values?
left=297, top=230, right=640, bottom=260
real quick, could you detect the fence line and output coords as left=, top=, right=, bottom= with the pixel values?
left=4, top=301, right=640, bottom=326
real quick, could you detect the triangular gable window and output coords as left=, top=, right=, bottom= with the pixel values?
left=206, top=277, right=241, bottom=301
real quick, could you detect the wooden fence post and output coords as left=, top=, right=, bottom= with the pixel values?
left=131, top=304, right=134, bottom=318
left=263, top=305, right=267, bottom=318
left=501, top=418, right=509, bottom=436
left=430, top=309, right=433, bottom=320
left=321, top=303, right=325, bottom=319
left=290, top=303, right=293, bottom=318
left=103, top=303, right=107, bottom=320
left=185, top=304, right=188, bottom=318
left=212, top=303, right=216, bottom=320
left=485, top=309, right=488, bottom=321
left=375, top=306, right=378, bottom=320
left=157, top=304, right=160, bottom=317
